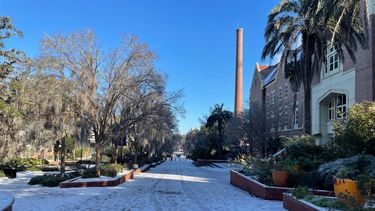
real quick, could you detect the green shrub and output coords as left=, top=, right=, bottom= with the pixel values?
left=28, top=173, right=77, bottom=187
left=0, top=170, right=5, bottom=178
left=26, top=166, right=40, bottom=172
left=6, top=158, right=48, bottom=169
left=334, top=101, right=375, bottom=156
left=28, top=175, right=44, bottom=185
left=101, top=163, right=124, bottom=177
left=283, top=135, right=315, bottom=148
left=291, top=186, right=311, bottom=199
left=288, top=171, right=324, bottom=189
left=304, top=195, right=343, bottom=209
left=81, top=168, right=98, bottom=178
left=39, top=166, right=59, bottom=172
left=241, top=158, right=273, bottom=186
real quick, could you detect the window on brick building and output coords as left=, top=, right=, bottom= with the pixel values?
left=328, top=94, right=347, bottom=120
left=294, top=108, right=299, bottom=127
left=322, top=46, right=341, bottom=78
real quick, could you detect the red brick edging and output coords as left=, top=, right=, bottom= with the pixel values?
left=283, top=193, right=322, bottom=211
left=230, top=170, right=334, bottom=201
left=60, top=170, right=134, bottom=188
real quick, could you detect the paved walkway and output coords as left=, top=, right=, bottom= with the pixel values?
left=1, top=160, right=284, bottom=211
left=66, top=160, right=284, bottom=211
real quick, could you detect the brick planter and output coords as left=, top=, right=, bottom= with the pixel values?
left=0, top=192, right=14, bottom=211
left=283, top=193, right=326, bottom=211
left=230, top=170, right=334, bottom=201
left=60, top=170, right=134, bottom=188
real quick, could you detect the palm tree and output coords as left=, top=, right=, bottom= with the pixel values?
left=284, top=48, right=303, bottom=135
left=262, top=0, right=368, bottom=134
left=206, top=104, right=233, bottom=158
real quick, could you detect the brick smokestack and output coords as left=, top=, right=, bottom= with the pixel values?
left=234, top=28, right=243, bottom=118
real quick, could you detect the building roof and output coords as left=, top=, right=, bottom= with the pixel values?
left=257, top=63, right=279, bottom=87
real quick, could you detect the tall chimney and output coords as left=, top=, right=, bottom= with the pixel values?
left=234, top=28, right=243, bottom=118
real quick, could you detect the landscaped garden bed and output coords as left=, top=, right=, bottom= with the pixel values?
left=283, top=193, right=334, bottom=211
left=60, top=170, right=134, bottom=188
left=230, top=170, right=333, bottom=200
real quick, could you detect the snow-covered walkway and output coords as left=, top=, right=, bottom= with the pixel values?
left=1, top=160, right=284, bottom=210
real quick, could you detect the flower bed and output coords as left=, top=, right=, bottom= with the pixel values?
left=60, top=170, right=134, bottom=188
left=230, top=170, right=334, bottom=201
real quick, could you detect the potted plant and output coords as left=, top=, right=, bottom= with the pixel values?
left=334, top=166, right=364, bottom=206
left=272, top=159, right=293, bottom=187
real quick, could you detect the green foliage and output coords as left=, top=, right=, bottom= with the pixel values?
left=28, top=175, right=43, bottom=185
left=6, top=157, right=48, bottom=170
left=74, top=146, right=91, bottom=159
left=101, top=163, right=124, bottom=177
left=334, top=101, right=375, bottom=156
left=241, top=157, right=273, bottom=186
left=65, top=135, right=76, bottom=159
left=304, top=195, right=344, bottom=210
left=39, top=166, right=59, bottom=172
left=288, top=171, right=324, bottom=189
left=0, top=170, right=5, bottom=177
left=282, top=135, right=315, bottom=148
left=273, top=158, right=295, bottom=171
left=28, top=173, right=77, bottom=187
left=26, top=166, right=40, bottom=172
left=81, top=168, right=98, bottom=178
left=291, top=186, right=311, bottom=199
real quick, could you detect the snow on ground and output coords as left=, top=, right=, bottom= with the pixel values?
left=1, top=161, right=284, bottom=211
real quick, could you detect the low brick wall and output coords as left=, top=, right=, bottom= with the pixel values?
left=230, top=170, right=334, bottom=201
left=283, top=193, right=322, bottom=211
left=60, top=170, right=134, bottom=188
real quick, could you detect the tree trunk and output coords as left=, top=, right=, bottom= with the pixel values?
left=95, top=143, right=101, bottom=177
left=113, top=143, right=119, bottom=164
left=60, top=136, right=66, bottom=174
left=304, top=84, right=312, bottom=135
left=302, top=34, right=313, bottom=135
left=291, top=92, right=297, bottom=136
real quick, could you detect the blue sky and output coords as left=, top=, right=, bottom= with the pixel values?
left=2, top=0, right=280, bottom=134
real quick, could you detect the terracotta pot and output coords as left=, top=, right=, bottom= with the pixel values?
left=334, top=178, right=364, bottom=206
left=272, top=170, right=289, bottom=187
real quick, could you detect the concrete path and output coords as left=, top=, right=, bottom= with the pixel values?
left=1, top=160, right=284, bottom=211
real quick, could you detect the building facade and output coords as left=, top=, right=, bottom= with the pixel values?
left=250, top=0, right=375, bottom=144
left=249, top=62, right=305, bottom=139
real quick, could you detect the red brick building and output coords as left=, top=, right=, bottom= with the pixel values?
left=249, top=0, right=375, bottom=144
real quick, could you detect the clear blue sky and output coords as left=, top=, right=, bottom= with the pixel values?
left=2, top=0, right=280, bottom=134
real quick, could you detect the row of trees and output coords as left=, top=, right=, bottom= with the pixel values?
left=0, top=17, right=184, bottom=176
left=183, top=104, right=250, bottom=160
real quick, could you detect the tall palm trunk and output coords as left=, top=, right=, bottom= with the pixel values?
left=302, top=34, right=313, bottom=135
left=291, top=92, right=297, bottom=136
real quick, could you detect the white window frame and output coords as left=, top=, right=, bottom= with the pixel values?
left=322, top=46, right=342, bottom=78
left=293, top=108, right=299, bottom=128
left=328, top=94, right=347, bottom=121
